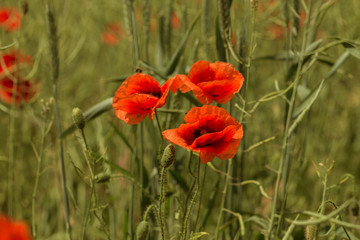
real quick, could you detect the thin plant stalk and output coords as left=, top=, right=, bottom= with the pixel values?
left=314, top=173, right=328, bottom=240
left=182, top=157, right=201, bottom=240
left=159, top=166, right=167, bottom=240
left=195, top=164, right=207, bottom=230
left=140, top=122, right=145, bottom=213
left=215, top=159, right=233, bottom=239
left=266, top=4, right=312, bottom=238
left=45, top=2, right=72, bottom=239
left=235, top=0, right=255, bottom=219
left=129, top=125, right=137, bottom=240
left=7, top=57, right=18, bottom=219
left=155, top=109, right=164, bottom=154
left=80, top=128, right=97, bottom=239
left=31, top=110, right=48, bottom=239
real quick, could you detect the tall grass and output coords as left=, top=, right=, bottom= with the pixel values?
left=0, top=0, right=359, bottom=239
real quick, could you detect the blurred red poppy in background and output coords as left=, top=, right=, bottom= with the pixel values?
left=162, top=105, right=243, bottom=163
left=101, top=22, right=124, bottom=46
left=0, top=51, right=40, bottom=105
left=0, top=51, right=31, bottom=75
left=0, top=7, right=21, bottom=32
left=113, top=73, right=176, bottom=124
left=171, top=12, right=180, bottom=29
left=0, top=77, right=40, bottom=105
left=170, top=60, right=244, bottom=104
left=0, top=214, right=32, bottom=240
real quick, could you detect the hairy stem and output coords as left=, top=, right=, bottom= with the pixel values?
left=183, top=157, right=201, bottom=239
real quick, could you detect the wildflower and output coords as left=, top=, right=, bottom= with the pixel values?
left=170, top=60, right=244, bottom=104
left=0, top=51, right=32, bottom=76
left=0, top=77, right=40, bottom=105
left=113, top=73, right=176, bottom=124
left=162, top=105, right=243, bottom=163
left=0, top=51, right=39, bottom=105
left=0, top=214, right=32, bottom=240
left=0, top=7, right=21, bottom=32
left=101, top=22, right=124, bottom=46
left=171, top=12, right=180, bottom=29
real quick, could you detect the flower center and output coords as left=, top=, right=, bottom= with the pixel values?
left=193, top=128, right=209, bottom=138
left=200, top=129, right=208, bottom=135
left=149, top=92, right=161, bottom=98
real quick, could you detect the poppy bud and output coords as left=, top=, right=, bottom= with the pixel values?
left=161, top=144, right=176, bottom=168
left=136, top=220, right=149, bottom=240
left=72, top=107, right=85, bottom=130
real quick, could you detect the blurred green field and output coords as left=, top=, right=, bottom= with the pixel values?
left=1, top=0, right=360, bottom=239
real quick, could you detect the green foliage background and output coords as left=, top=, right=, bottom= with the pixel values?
left=0, top=0, right=360, bottom=239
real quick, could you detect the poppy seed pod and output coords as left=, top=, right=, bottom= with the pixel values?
left=136, top=220, right=149, bottom=240
left=161, top=144, right=176, bottom=168
left=72, top=107, right=85, bottom=130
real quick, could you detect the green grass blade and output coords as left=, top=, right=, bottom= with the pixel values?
left=293, top=51, right=350, bottom=118
left=169, top=169, right=189, bottom=192
left=164, top=13, right=201, bottom=76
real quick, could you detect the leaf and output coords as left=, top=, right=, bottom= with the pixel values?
left=105, top=160, right=133, bottom=179
left=297, top=85, right=310, bottom=101
left=202, top=179, right=220, bottom=227
left=246, top=216, right=269, bottom=230
left=346, top=47, right=360, bottom=59
left=123, top=207, right=129, bottom=240
left=323, top=51, right=350, bottom=80
left=169, top=170, right=189, bottom=192
left=110, top=122, right=149, bottom=187
left=305, top=39, right=323, bottom=53
left=179, top=92, right=202, bottom=107
left=189, top=232, right=210, bottom=240
left=0, top=42, right=16, bottom=51
left=104, top=75, right=130, bottom=83
left=164, top=13, right=201, bottom=76
left=109, top=122, right=134, bottom=153
left=61, top=97, right=113, bottom=138
left=254, top=51, right=295, bottom=61
left=215, top=16, right=226, bottom=62
left=292, top=51, right=350, bottom=119
left=290, top=80, right=324, bottom=134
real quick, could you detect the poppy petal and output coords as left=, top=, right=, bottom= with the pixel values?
left=113, top=94, right=158, bottom=114
left=115, top=73, right=162, bottom=98
left=162, top=105, right=243, bottom=163
left=165, top=74, right=191, bottom=93
left=191, top=125, right=236, bottom=148
left=214, top=139, right=241, bottom=160
left=197, top=79, right=241, bottom=104
left=187, top=60, right=212, bottom=84
left=184, top=105, right=238, bottom=126
left=199, top=150, right=216, bottom=164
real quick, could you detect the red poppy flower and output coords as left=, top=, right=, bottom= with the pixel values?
left=0, top=51, right=32, bottom=76
left=170, top=61, right=244, bottom=104
left=0, top=51, right=39, bottom=105
left=171, top=12, right=180, bottom=29
left=0, top=77, right=40, bottom=105
left=101, top=22, right=124, bottom=46
left=0, top=214, right=32, bottom=240
left=113, top=73, right=177, bottom=124
left=0, top=7, right=21, bottom=32
left=162, top=105, right=243, bottom=163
